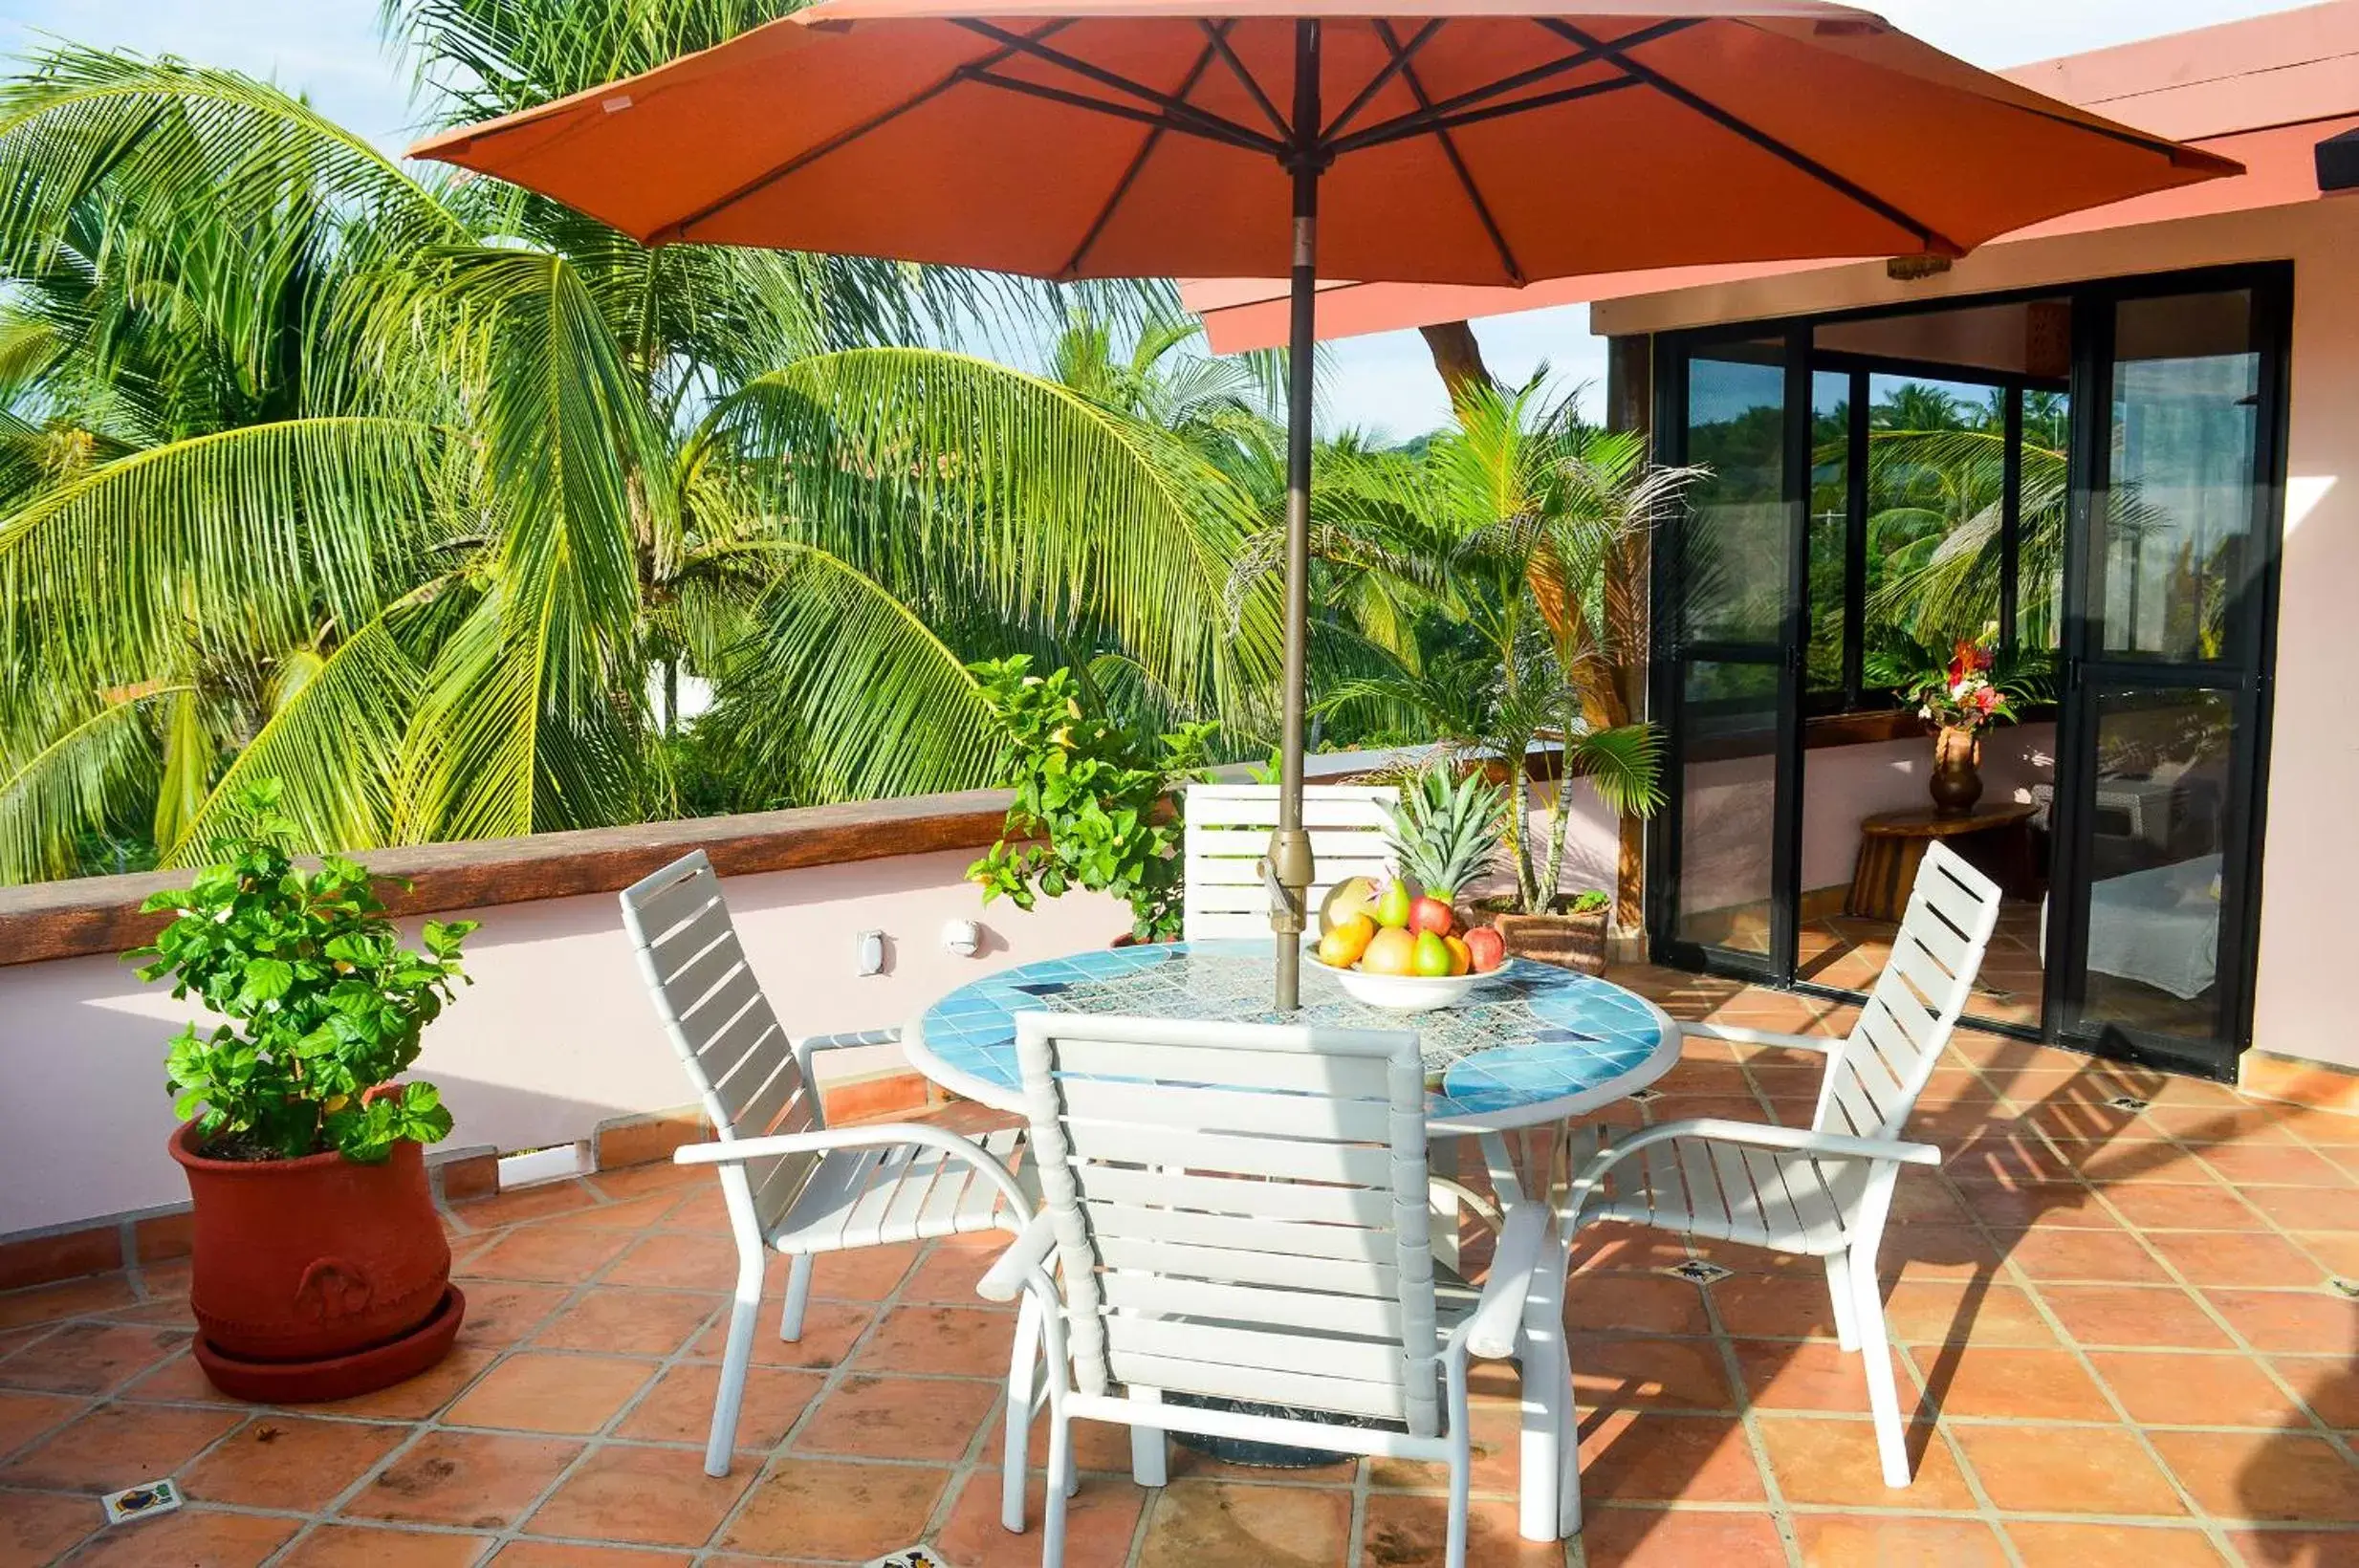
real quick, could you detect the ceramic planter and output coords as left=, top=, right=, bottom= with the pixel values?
left=1490, top=905, right=1609, bottom=975
left=169, top=1121, right=465, bottom=1402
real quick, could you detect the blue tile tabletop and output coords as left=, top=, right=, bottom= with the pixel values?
left=907, top=939, right=1678, bottom=1132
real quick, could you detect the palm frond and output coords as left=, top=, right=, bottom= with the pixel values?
left=0, top=690, right=177, bottom=884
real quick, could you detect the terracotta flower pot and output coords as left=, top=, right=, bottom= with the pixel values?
left=1930, top=726, right=1985, bottom=817
left=1488, top=905, right=1609, bottom=975
left=169, top=1121, right=464, bottom=1402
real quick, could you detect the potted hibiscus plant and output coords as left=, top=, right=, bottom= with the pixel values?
left=1868, top=629, right=2050, bottom=816
left=128, top=781, right=477, bottom=1402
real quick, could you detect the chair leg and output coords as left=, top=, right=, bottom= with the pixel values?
left=1557, top=1359, right=1582, bottom=1539
left=1128, top=1387, right=1167, bottom=1490
left=1517, top=1237, right=1568, bottom=1543
left=778, top=1252, right=814, bottom=1342
left=1824, top=1251, right=1860, bottom=1353
left=1042, top=1411, right=1073, bottom=1568
left=1848, top=1246, right=1914, bottom=1487
left=1001, top=1290, right=1042, bottom=1533
left=1446, top=1433, right=1470, bottom=1568
left=706, top=1294, right=759, bottom=1478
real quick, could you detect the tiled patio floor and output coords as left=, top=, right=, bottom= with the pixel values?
left=3, top=966, right=2355, bottom=1566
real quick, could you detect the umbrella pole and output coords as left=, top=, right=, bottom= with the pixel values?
left=1270, top=18, right=1321, bottom=1012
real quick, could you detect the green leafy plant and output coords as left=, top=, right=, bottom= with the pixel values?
left=1381, top=762, right=1508, bottom=902
left=1565, top=888, right=1610, bottom=914
left=967, top=658, right=1215, bottom=942
left=127, top=781, right=476, bottom=1163
left=1866, top=628, right=2051, bottom=733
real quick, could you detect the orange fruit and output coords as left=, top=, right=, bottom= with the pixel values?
left=1443, top=935, right=1472, bottom=976
left=1361, top=926, right=1417, bottom=976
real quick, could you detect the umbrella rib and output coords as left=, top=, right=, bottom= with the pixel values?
left=1197, top=18, right=1290, bottom=141
left=1320, top=17, right=1444, bottom=143
left=1321, top=15, right=1700, bottom=160
left=1346, top=74, right=1642, bottom=151
left=953, top=18, right=1282, bottom=156
left=1061, top=40, right=1224, bottom=278
left=1535, top=17, right=1960, bottom=255
left=967, top=69, right=1274, bottom=156
left=649, top=20, right=1075, bottom=243
left=1372, top=19, right=1523, bottom=287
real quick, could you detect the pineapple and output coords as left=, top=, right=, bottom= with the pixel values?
left=1381, top=765, right=1508, bottom=902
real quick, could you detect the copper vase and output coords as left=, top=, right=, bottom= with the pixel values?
left=1930, top=726, right=1984, bottom=817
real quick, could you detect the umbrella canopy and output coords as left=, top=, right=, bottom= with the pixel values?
left=415, top=2, right=2234, bottom=1013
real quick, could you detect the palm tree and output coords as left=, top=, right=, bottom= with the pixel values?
left=1271, top=380, right=1696, bottom=911
left=0, top=24, right=1280, bottom=882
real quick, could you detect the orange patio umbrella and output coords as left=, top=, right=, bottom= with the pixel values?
left=416, top=1, right=2235, bottom=1010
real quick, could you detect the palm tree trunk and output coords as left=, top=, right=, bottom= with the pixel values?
left=1418, top=322, right=1493, bottom=413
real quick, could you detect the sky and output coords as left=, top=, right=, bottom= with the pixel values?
left=0, top=0, right=2324, bottom=438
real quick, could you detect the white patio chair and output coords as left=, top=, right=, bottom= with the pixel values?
left=1560, top=840, right=2003, bottom=1496
left=1181, top=782, right=1395, bottom=939
left=977, top=1011, right=1564, bottom=1568
left=620, top=850, right=1037, bottom=1477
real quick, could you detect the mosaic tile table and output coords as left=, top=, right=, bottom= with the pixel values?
left=907, top=939, right=1678, bottom=1135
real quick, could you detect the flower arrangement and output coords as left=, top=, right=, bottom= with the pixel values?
left=1868, top=629, right=2047, bottom=735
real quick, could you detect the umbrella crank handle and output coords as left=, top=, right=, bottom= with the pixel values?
left=1262, top=830, right=1315, bottom=937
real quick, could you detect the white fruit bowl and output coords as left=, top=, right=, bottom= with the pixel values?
left=1305, top=947, right=1485, bottom=1013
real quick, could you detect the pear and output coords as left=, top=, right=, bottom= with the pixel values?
left=1373, top=879, right=1415, bottom=930
left=1412, top=929, right=1453, bottom=977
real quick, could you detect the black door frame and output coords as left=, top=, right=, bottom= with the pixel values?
left=1645, top=261, right=2292, bottom=1078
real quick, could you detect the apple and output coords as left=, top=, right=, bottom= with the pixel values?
left=1411, top=930, right=1453, bottom=977
left=1464, top=926, right=1507, bottom=973
left=1320, top=876, right=1378, bottom=937
left=1409, top=895, right=1454, bottom=937
left=1372, top=879, right=1415, bottom=930
left=1362, top=926, right=1418, bottom=975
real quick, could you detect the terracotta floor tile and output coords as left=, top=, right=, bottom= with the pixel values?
left=1562, top=1274, right=1714, bottom=1337
left=0, top=1402, right=241, bottom=1492
left=2043, top=1284, right=2238, bottom=1350
left=720, top=1455, right=950, bottom=1559
left=2218, top=1526, right=2359, bottom=1565
left=113, top=1350, right=243, bottom=1405
left=1704, top=1275, right=1838, bottom=1340
left=1134, top=1476, right=1351, bottom=1568
left=2149, top=1428, right=2359, bottom=1523
left=2239, top=1187, right=2359, bottom=1233
left=584, top=1162, right=703, bottom=1202
left=0, top=1321, right=187, bottom=1395
left=1574, top=1411, right=1764, bottom=1504
left=855, top=1304, right=1021, bottom=1378
left=1360, top=1491, right=1565, bottom=1567
left=448, top=1182, right=603, bottom=1230
left=178, top=1413, right=408, bottom=1511
left=1755, top=1414, right=1975, bottom=1509
left=530, top=1288, right=718, bottom=1357
left=340, top=1429, right=582, bottom=1529
left=492, top=1542, right=694, bottom=1567
left=2004, top=1520, right=2231, bottom=1566
left=2195, top=1143, right=2354, bottom=1188
left=525, top=1442, right=752, bottom=1548
left=1792, top=1513, right=2009, bottom=1566
left=615, top=1361, right=824, bottom=1451
left=2202, top=1289, right=2359, bottom=1355
left=2274, top=1357, right=2359, bottom=1429
left=57, top=1505, right=298, bottom=1566
left=1569, top=1334, right=1734, bottom=1411
left=934, top=1468, right=1146, bottom=1568
left=898, top=1237, right=1006, bottom=1304
left=1878, top=1227, right=2004, bottom=1283
left=1950, top=1422, right=2187, bottom=1515
left=1881, top=1279, right=2057, bottom=1346
left=2147, top=1231, right=2334, bottom=1290
left=1998, top=1226, right=2172, bottom=1284
left=807, top=1242, right=923, bottom=1302
left=605, top=1233, right=738, bottom=1292
left=2295, top=1232, right=2359, bottom=1279
left=0, top=1389, right=84, bottom=1459
left=1729, top=1338, right=1881, bottom=1413
left=1574, top=1506, right=1787, bottom=1567
left=2103, top=1183, right=2270, bottom=1231
left=1950, top=1180, right=2108, bottom=1230
left=443, top=1350, right=657, bottom=1435
left=1366, top=1396, right=1520, bottom=1498
left=447, top=1280, right=571, bottom=1347
left=309, top=1343, right=502, bottom=1420
left=2088, top=1351, right=2307, bottom=1429
left=278, top=1523, right=496, bottom=1566
left=688, top=1299, right=873, bottom=1370
left=0, top=1486, right=99, bottom=1562
left=997, top=1397, right=1151, bottom=1482
left=1905, top=1344, right=2119, bottom=1422
left=793, top=1371, right=999, bottom=1460
left=1943, top=1127, right=2078, bottom=1186
left=461, top=1225, right=635, bottom=1284
left=0, top=1275, right=137, bottom=1332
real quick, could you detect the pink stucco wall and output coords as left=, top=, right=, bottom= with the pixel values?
left=1596, top=195, right=2359, bottom=1071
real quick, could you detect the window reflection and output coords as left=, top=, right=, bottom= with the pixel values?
left=1682, top=346, right=1787, bottom=645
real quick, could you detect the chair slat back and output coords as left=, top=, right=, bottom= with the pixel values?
left=621, top=852, right=819, bottom=1230
left=1014, top=1013, right=1443, bottom=1436
left=1817, top=840, right=2003, bottom=1143
left=1183, top=783, right=1397, bottom=940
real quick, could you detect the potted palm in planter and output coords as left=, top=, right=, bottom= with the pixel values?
left=129, top=782, right=477, bottom=1402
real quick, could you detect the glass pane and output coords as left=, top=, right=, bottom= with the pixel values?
left=2100, top=292, right=2260, bottom=661
left=1806, top=370, right=1851, bottom=696
left=1863, top=374, right=2011, bottom=660
left=1677, top=661, right=1780, bottom=957
left=2070, top=686, right=2239, bottom=1044
left=2019, top=388, right=2071, bottom=652
left=1682, top=344, right=1788, bottom=644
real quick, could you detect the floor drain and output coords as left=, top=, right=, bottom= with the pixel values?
left=2105, top=1095, right=2151, bottom=1113
left=1662, top=1259, right=1734, bottom=1286
left=2330, top=1278, right=2358, bottom=1300
left=1626, top=1087, right=1664, bottom=1103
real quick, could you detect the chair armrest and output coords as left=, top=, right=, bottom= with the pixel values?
left=1463, top=1201, right=1548, bottom=1361
left=977, top=1212, right=1057, bottom=1303
left=673, top=1122, right=1032, bottom=1216
left=1679, top=1021, right=1836, bottom=1054
left=793, top=1027, right=902, bottom=1054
